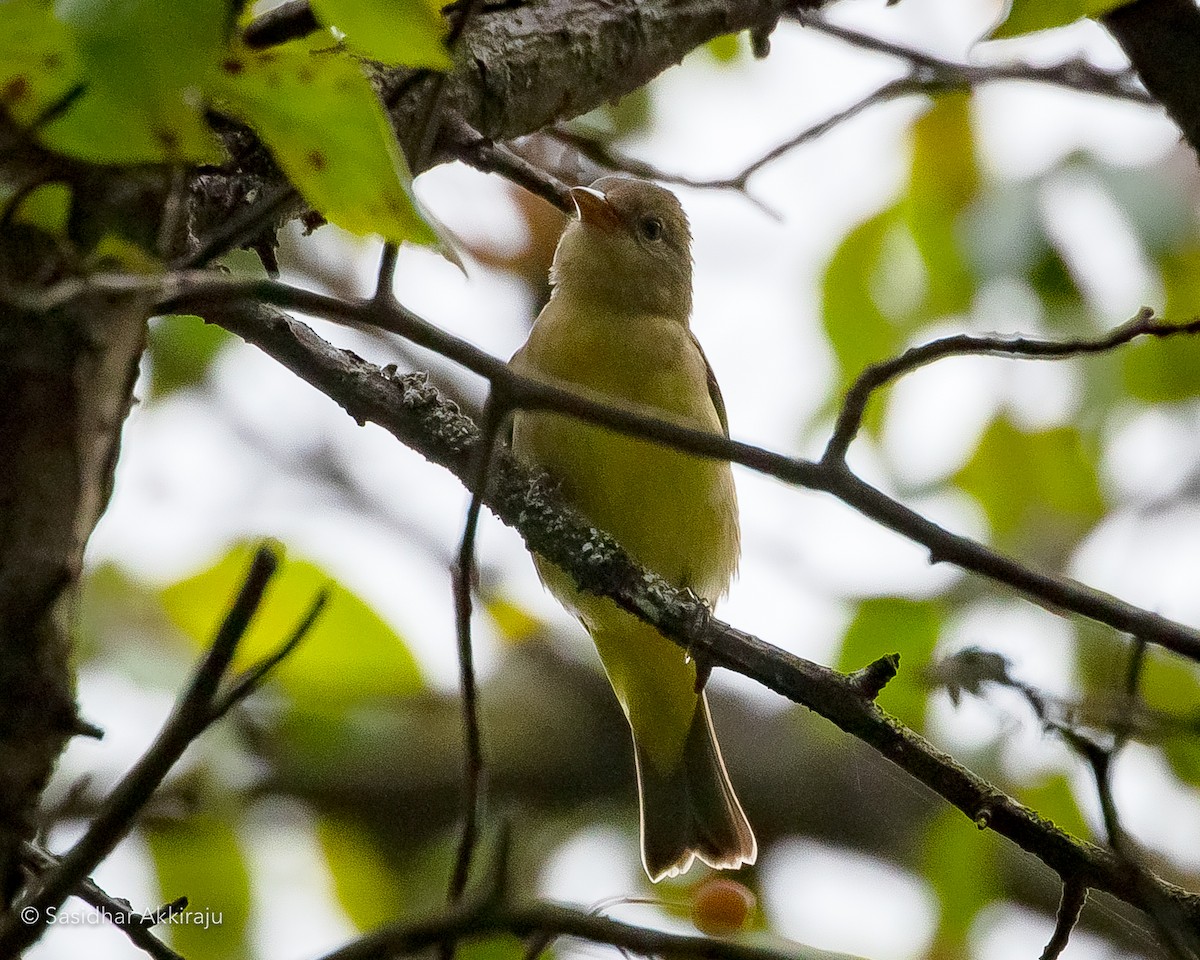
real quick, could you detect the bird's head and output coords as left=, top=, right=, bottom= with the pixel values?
left=549, top=176, right=693, bottom=320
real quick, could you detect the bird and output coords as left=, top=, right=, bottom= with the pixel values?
left=509, top=176, right=756, bottom=882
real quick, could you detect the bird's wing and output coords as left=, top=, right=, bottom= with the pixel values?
left=691, top=331, right=728, bottom=437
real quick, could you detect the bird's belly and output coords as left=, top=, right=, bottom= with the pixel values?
left=512, top=410, right=736, bottom=601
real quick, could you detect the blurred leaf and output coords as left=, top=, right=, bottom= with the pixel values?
left=1016, top=773, right=1090, bottom=840
left=87, top=232, right=162, bottom=272
left=837, top=598, right=942, bottom=730
left=145, top=814, right=252, bottom=960
left=1094, top=161, right=1193, bottom=256
left=821, top=206, right=903, bottom=402
left=310, top=0, right=450, bottom=68
left=576, top=88, right=653, bottom=140
left=1028, top=245, right=1087, bottom=331
left=921, top=809, right=1001, bottom=952
left=147, top=314, right=232, bottom=399
left=485, top=593, right=542, bottom=645
left=1123, top=245, right=1200, bottom=401
left=704, top=32, right=743, bottom=64
left=210, top=35, right=435, bottom=244
left=990, top=0, right=1128, bottom=38
left=904, top=93, right=979, bottom=319
left=318, top=814, right=404, bottom=929
left=160, top=543, right=423, bottom=705
left=11, top=182, right=71, bottom=236
left=1139, top=651, right=1200, bottom=786
left=459, top=936, right=529, bottom=960
left=0, top=0, right=82, bottom=126
left=954, top=415, right=1104, bottom=550
left=42, top=0, right=228, bottom=162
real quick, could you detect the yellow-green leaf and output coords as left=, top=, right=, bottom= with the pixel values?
left=145, top=815, right=252, bottom=960
left=210, top=36, right=435, bottom=244
left=991, top=0, right=1129, bottom=39
left=904, top=93, right=978, bottom=319
left=837, top=598, right=942, bottom=730
left=822, top=206, right=903, bottom=394
left=310, top=0, right=450, bottom=69
left=148, top=313, right=232, bottom=399
left=704, top=32, right=743, bottom=64
left=11, top=181, right=71, bottom=235
left=1123, top=246, right=1200, bottom=401
left=0, top=0, right=83, bottom=126
left=41, top=0, right=228, bottom=162
left=160, top=543, right=423, bottom=704
left=954, top=416, right=1104, bottom=550
left=921, top=809, right=1001, bottom=952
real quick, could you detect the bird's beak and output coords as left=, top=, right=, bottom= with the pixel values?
left=570, top=186, right=621, bottom=232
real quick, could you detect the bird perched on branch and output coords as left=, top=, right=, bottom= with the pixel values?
left=510, top=176, right=756, bottom=882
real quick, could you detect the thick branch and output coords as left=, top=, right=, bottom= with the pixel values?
left=1104, top=0, right=1200, bottom=159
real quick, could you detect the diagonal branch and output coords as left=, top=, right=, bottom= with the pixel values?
left=153, top=275, right=1200, bottom=664
left=144, top=289, right=1200, bottom=932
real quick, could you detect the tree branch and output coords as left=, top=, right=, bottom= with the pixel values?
left=1103, top=0, right=1200, bottom=159
left=141, top=286, right=1200, bottom=932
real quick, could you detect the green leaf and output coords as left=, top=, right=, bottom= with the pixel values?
left=1016, top=774, right=1090, bottom=840
left=704, top=32, right=743, bottom=64
left=0, top=0, right=83, bottom=126
left=145, top=814, right=252, bottom=960
left=160, top=543, right=424, bottom=704
left=210, top=36, right=435, bottom=244
left=903, top=93, right=979, bottom=318
left=41, top=0, right=229, bottom=162
left=837, top=598, right=942, bottom=730
left=991, top=0, right=1129, bottom=38
left=921, top=809, right=1001, bottom=952
left=310, top=0, right=450, bottom=68
left=147, top=314, right=232, bottom=399
left=821, top=206, right=903, bottom=399
left=318, top=815, right=404, bottom=929
left=1123, top=246, right=1200, bottom=401
left=11, top=182, right=71, bottom=235
left=954, top=415, right=1104, bottom=552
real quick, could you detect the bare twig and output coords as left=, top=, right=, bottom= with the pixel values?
left=792, top=11, right=1153, bottom=106
left=1040, top=880, right=1088, bottom=960
left=445, top=118, right=573, bottom=214
left=551, top=73, right=918, bottom=207
left=0, top=544, right=325, bottom=956
left=1076, top=737, right=1200, bottom=960
left=20, top=843, right=185, bottom=960
left=823, top=306, right=1186, bottom=462
left=446, top=396, right=506, bottom=915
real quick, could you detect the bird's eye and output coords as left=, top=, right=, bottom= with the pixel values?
left=638, top=216, right=664, bottom=242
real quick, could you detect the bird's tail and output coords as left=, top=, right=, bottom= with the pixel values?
left=634, top=692, right=757, bottom=883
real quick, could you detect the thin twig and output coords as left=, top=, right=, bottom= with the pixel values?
left=446, top=395, right=506, bottom=921
left=823, top=307, right=1179, bottom=462
left=551, top=73, right=919, bottom=206
left=1077, top=738, right=1200, bottom=960
left=792, top=11, right=1154, bottom=105
left=1040, top=880, right=1088, bottom=960
left=446, top=118, right=573, bottom=214
left=0, top=544, right=324, bottom=956
left=20, top=843, right=185, bottom=960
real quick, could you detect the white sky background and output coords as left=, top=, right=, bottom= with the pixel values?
left=52, top=0, right=1200, bottom=957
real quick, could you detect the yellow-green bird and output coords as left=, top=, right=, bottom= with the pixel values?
left=510, top=177, right=756, bottom=882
